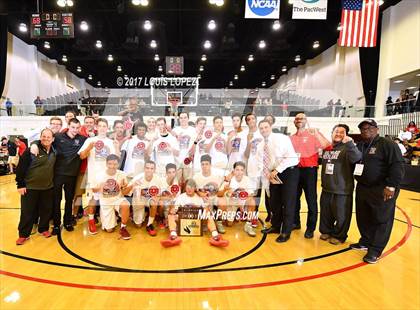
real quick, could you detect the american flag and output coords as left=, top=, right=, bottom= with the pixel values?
left=338, top=0, right=380, bottom=47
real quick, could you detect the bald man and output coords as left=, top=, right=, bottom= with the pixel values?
left=290, top=113, right=330, bottom=239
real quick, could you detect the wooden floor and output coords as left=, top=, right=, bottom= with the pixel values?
left=0, top=173, right=419, bottom=310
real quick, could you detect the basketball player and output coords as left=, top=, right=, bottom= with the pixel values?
left=192, top=117, right=208, bottom=174
left=92, top=155, right=131, bottom=240
left=193, top=154, right=226, bottom=234
left=160, top=179, right=229, bottom=248
left=158, top=163, right=181, bottom=229
left=120, top=122, right=152, bottom=180
left=218, top=161, right=257, bottom=237
left=145, top=117, right=158, bottom=141
left=204, top=116, right=228, bottom=175
left=172, top=111, right=196, bottom=180
left=131, top=160, right=163, bottom=236
left=227, top=114, right=248, bottom=170
left=78, top=118, right=118, bottom=235
left=109, top=120, right=130, bottom=152
left=152, top=117, right=179, bottom=177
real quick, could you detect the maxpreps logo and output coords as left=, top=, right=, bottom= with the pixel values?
left=244, top=0, right=280, bottom=19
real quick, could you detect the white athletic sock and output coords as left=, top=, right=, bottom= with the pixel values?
left=121, top=223, right=126, bottom=228
left=88, top=214, right=94, bottom=220
left=211, top=230, right=218, bottom=238
left=147, top=216, right=154, bottom=226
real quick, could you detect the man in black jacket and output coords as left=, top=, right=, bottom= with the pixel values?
left=15, top=128, right=56, bottom=245
left=351, top=119, right=405, bottom=264
left=319, top=124, right=362, bottom=245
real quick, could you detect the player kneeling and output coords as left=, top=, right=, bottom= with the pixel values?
left=92, top=154, right=132, bottom=240
left=218, top=161, right=258, bottom=237
left=161, top=179, right=229, bottom=248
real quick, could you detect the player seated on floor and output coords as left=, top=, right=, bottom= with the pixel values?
left=193, top=154, right=228, bottom=234
left=91, top=154, right=132, bottom=240
left=158, top=163, right=181, bottom=229
left=160, top=179, right=229, bottom=248
left=131, top=160, right=163, bottom=236
left=218, top=161, right=258, bottom=237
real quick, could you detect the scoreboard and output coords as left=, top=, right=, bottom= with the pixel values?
left=30, top=13, right=74, bottom=39
left=165, top=56, right=184, bottom=76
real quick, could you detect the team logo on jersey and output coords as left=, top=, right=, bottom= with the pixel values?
left=124, top=120, right=133, bottom=130
left=103, top=178, right=120, bottom=197
left=204, top=130, right=213, bottom=139
left=158, top=142, right=168, bottom=151
left=215, top=140, right=224, bottom=151
left=161, top=190, right=172, bottom=197
left=74, top=139, right=80, bottom=146
left=170, top=184, right=180, bottom=194
left=369, top=147, right=376, bottom=155
left=251, top=138, right=262, bottom=154
left=232, top=188, right=248, bottom=200
left=148, top=186, right=160, bottom=196
left=95, top=140, right=104, bottom=150
left=231, top=137, right=241, bottom=152
left=179, top=135, right=190, bottom=149
left=136, top=142, right=145, bottom=150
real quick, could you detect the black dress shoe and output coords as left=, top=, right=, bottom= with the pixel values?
left=276, top=233, right=290, bottom=243
left=292, top=223, right=301, bottom=230
left=71, top=216, right=77, bottom=226
left=261, top=227, right=280, bottom=234
left=304, top=230, right=314, bottom=239
left=51, top=226, right=60, bottom=236
left=363, top=253, right=379, bottom=264
left=64, top=224, right=74, bottom=232
left=350, top=243, right=368, bottom=251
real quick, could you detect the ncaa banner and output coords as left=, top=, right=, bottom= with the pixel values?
left=244, top=0, right=280, bottom=19
left=292, top=0, right=328, bottom=20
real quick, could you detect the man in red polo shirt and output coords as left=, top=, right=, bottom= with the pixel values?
left=290, top=113, right=330, bottom=238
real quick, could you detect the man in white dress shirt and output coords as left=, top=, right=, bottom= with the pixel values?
left=257, top=120, right=299, bottom=243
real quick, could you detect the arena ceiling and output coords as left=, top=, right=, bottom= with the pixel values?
left=1, top=0, right=401, bottom=89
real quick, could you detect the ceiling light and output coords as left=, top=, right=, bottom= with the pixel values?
left=282, top=66, right=287, bottom=72
left=117, top=66, right=122, bottom=72
left=132, top=0, right=141, bottom=5
left=19, top=23, right=27, bottom=33
left=88, top=74, right=92, bottom=80
left=80, top=21, right=89, bottom=32
left=97, top=81, right=101, bottom=86
left=393, top=80, right=404, bottom=84
left=258, top=40, right=266, bottom=49
left=234, top=74, right=238, bottom=80
left=379, top=0, right=384, bottom=5
left=62, top=55, right=68, bottom=62
left=262, top=82, right=266, bottom=87
left=44, top=41, right=50, bottom=49
left=229, top=81, right=233, bottom=86
left=313, top=41, right=320, bottom=49
left=199, top=65, right=204, bottom=72
left=77, top=66, right=82, bottom=72
left=67, top=0, right=73, bottom=6
left=240, top=65, right=245, bottom=72
left=208, top=20, right=216, bottom=31
left=201, top=54, right=207, bottom=61
left=143, top=20, right=152, bottom=31
left=271, top=75, right=275, bottom=80
left=215, top=0, right=224, bottom=6
left=57, top=0, right=66, bottom=6
left=197, top=74, right=202, bottom=78
left=248, top=54, right=254, bottom=62
left=107, top=54, right=114, bottom=61
left=295, top=55, right=301, bottom=62
left=154, top=54, right=159, bottom=61
left=416, top=73, right=420, bottom=77
left=150, top=40, right=157, bottom=48
left=95, top=40, right=102, bottom=48
left=124, top=74, right=128, bottom=78
left=140, top=0, right=149, bottom=6
left=407, top=86, right=417, bottom=89
left=272, top=20, right=281, bottom=31
left=158, top=65, right=163, bottom=72
left=203, top=40, right=212, bottom=49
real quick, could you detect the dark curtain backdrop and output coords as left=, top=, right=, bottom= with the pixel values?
left=359, top=14, right=383, bottom=117
left=0, top=15, right=7, bottom=99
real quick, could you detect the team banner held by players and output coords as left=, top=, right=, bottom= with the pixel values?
left=292, top=0, right=328, bottom=20
left=338, top=0, right=380, bottom=47
left=244, top=0, right=280, bottom=19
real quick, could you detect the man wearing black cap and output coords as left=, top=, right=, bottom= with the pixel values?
left=351, top=119, right=404, bottom=264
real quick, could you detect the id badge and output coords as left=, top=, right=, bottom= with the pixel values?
left=354, top=164, right=364, bottom=176
left=325, top=163, right=334, bottom=175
